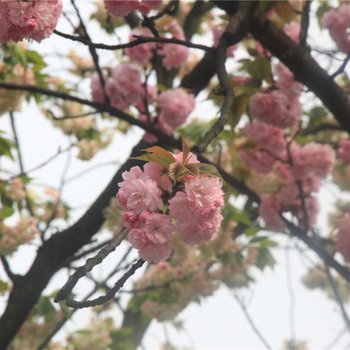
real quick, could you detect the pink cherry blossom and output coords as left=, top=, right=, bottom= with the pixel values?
left=144, top=162, right=172, bottom=192
left=323, top=4, right=350, bottom=53
left=90, top=72, right=107, bottom=103
left=238, top=148, right=277, bottom=174
left=239, top=120, right=288, bottom=174
left=274, top=63, right=303, bottom=100
left=249, top=90, right=300, bottom=129
left=143, top=213, right=174, bottom=244
left=121, top=178, right=162, bottom=213
left=160, top=43, right=189, bottom=70
left=172, top=151, right=199, bottom=164
left=125, top=28, right=155, bottom=65
left=336, top=213, right=350, bottom=262
left=184, top=175, right=224, bottom=213
left=105, top=63, right=144, bottom=110
left=295, top=197, right=319, bottom=229
left=0, top=0, right=62, bottom=43
left=259, top=194, right=285, bottom=232
left=337, top=139, right=350, bottom=164
left=276, top=169, right=321, bottom=208
left=117, top=166, right=162, bottom=213
left=128, top=212, right=173, bottom=263
left=243, top=121, right=286, bottom=155
left=138, top=114, right=173, bottom=144
left=126, top=210, right=152, bottom=230
left=157, top=18, right=189, bottom=70
left=103, top=0, right=140, bottom=17
left=176, top=209, right=223, bottom=244
left=138, top=0, right=162, bottom=15
left=169, top=175, right=224, bottom=244
left=168, top=191, right=191, bottom=223
left=158, top=88, right=195, bottom=128
left=290, top=143, right=335, bottom=180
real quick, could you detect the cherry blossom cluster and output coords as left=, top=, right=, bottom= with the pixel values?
left=323, top=4, right=350, bottom=53
left=248, top=62, right=302, bottom=129
left=103, top=0, right=162, bottom=17
left=237, top=120, right=334, bottom=231
left=0, top=216, right=39, bottom=256
left=135, top=230, right=255, bottom=320
left=237, top=20, right=336, bottom=231
left=91, top=63, right=144, bottom=111
left=0, top=62, right=35, bottom=116
left=336, top=213, right=350, bottom=262
left=116, top=147, right=224, bottom=263
left=238, top=120, right=286, bottom=174
left=91, top=63, right=195, bottom=141
left=0, top=0, right=62, bottom=43
left=258, top=142, right=334, bottom=231
left=125, top=17, right=189, bottom=70
left=337, top=139, right=350, bottom=164
left=139, top=259, right=218, bottom=321
left=249, top=22, right=302, bottom=128
left=7, top=177, right=26, bottom=202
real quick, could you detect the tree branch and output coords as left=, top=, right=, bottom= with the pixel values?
left=0, top=139, right=149, bottom=349
left=196, top=1, right=257, bottom=152
left=54, top=29, right=214, bottom=53
left=250, top=14, right=350, bottom=135
left=54, top=230, right=126, bottom=303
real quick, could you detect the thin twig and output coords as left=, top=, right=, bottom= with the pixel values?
left=285, top=244, right=296, bottom=343
left=325, top=327, right=347, bottom=350
left=8, top=144, right=76, bottom=181
left=36, top=246, right=132, bottom=350
left=195, top=1, right=256, bottom=152
left=324, top=265, right=350, bottom=333
left=65, top=160, right=120, bottom=184
left=9, top=112, right=35, bottom=217
left=54, top=30, right=215, bottom=53
left=64, top=258, right=145, bottom=309
left=70, top=0, right=109, bottom=103
left=299, top=0, right=312, bottom=48
left=232, top=291, right=272, bottom=350
left=47, top=109, right=98, bottom=121
left=331, top=52, right=350, bottom=78
left=54, top=230, right=127, bottom=303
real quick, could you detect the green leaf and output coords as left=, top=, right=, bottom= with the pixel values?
left=0, top=205, right=14, bottom=220
left=198, top=163, right=221, bottom=178
left=229, top=94, right=250, bottom=129
left=0, top=134, right=15, bottom=160
left=245, top=225, right=260, bottom=236
left=131, top=154, right=174, bottom=167
left=0, top=280, right=9, bottom=295
left=244, top=57, right=272, bottom=83
left=250, top=236, right=277, bottom=248
left=255, top=248, right=276, bottom=271
left=25, top=50, right=46, bottom=68
left=36, top=296, right=56, bottom=321
left=316, top=1, right=332, bottom=28
left=229, top=206, right=252, bottom=226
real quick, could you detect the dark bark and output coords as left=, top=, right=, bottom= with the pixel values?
left=250, top=15, right=350, bottom=134
left=0, top=140, right=148, bottom=350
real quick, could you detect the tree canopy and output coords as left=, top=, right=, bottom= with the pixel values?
left=1, top=1, right=350, bottom=349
